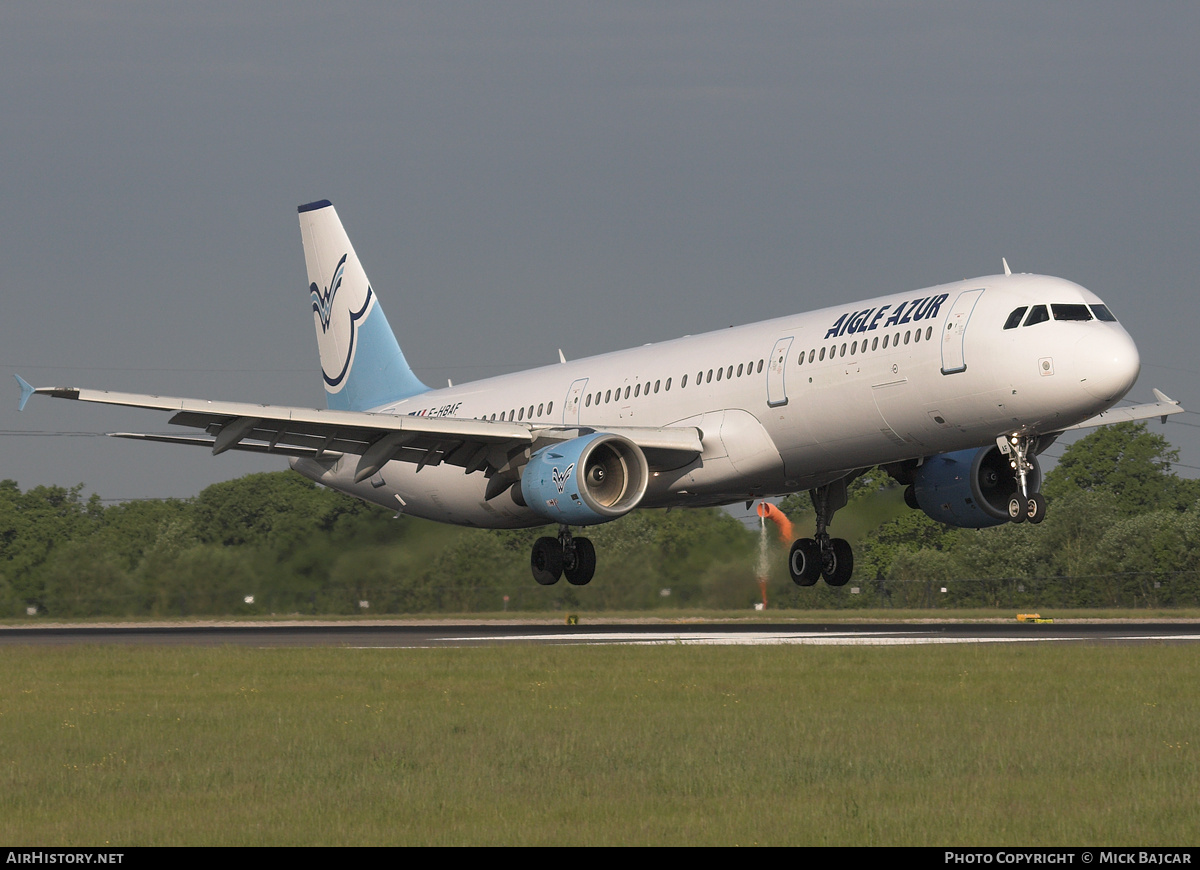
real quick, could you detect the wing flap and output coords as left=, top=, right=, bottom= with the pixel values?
left=111, top=432, right=344, bottom=460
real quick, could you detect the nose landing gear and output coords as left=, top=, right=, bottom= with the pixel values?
left=1003, top=433, right=1047, bottom=524
left=531, top=525, right=596, bottom=586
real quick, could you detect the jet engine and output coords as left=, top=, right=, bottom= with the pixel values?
left=520, top=433, right=650, bottom=525
left=909, top=445, right=1042, bottom=528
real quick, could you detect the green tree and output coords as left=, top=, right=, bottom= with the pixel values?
left=1043, top=422, right=1193, bottom=514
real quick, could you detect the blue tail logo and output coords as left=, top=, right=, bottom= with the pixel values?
left=310, top=253, right=373, bottom=389
left=311, top=254, right=348, bottom=333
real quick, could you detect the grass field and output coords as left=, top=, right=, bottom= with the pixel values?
left=2, top=641, right=1197, bottom=845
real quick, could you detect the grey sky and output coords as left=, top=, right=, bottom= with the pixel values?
left=3, top=2, right=1198, bottom=501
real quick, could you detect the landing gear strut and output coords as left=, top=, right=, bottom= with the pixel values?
left=531, top=526, right=596, bottom=586
left=1002, top=433, right=1047, bottom=525
left=788, top=479, right=854, bottom=587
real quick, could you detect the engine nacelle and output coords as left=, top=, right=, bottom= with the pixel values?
left=911, top=445, right=1042, bottom=528
left=520, top=433, right=650, bottom=526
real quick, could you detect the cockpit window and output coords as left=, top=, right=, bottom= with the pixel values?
left=1052, top=304, right=1092, bottom=322
left=1091, top=304, right=1118, bottom=322
left=1023, top=305, right=1049, bottom=327
left=1004, top=307, right=1028, bottom=330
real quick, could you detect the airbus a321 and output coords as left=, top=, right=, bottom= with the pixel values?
left=17, top=200, right=1183, bottom=587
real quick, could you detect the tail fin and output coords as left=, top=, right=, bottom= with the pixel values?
left=298, top=200, right=428, bottom=411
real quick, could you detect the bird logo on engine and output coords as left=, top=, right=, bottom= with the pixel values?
left=552, top=464, right=576, bottom=494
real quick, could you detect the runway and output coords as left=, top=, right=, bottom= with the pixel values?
left=2, top=620, right=1199, bottom=648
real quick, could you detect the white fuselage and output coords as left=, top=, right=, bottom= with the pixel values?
left=292, top=272, right=1140, bottom=528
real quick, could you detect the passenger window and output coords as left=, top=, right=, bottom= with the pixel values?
left=624, top=386, right=631, bottom=399
left=757, top=360, right=764, bottom=373
left=739, top=363, right=746, bottom=375
left=1023, top=305, right=1049, bottom=326
left=547, top=402, right=553, bottom=415
left=654, top=380, right=660, bottom=393
left=1052, top=304, right=1092, bottom=321
left=716, top=367, right=723, bottom=381
left=529, top=405, right=534, bottom=418
left=681, top=374, right=688, bottom=388
left=850, top=341, right=857, bottom=355
left=819, top=347, right=826, bottom=361
left=605, top=390, right=611, bottom=403
left=538, top=403, right=544, bottom=416
left=665, top=377, right=671, bottom=391
left=585, top=394, right=591, bottom=408
left=518, top=407, right=524, bottom=420
left=926, top=326, right=932, bottom=341
left=635, top=383, right=641, bottom=397
left=726, top=366, right=733, bottom=380
left=808, top=349, right=815, bottom=363
left=1004, top=307, right=1028, bottom=329
left=1091, top=304, right=1118, bottom=322
left=796, top=356, right=802, bottom=368
left=904, top=331, right=910, bottom=345
left=913, top=330, right=920, bottom=343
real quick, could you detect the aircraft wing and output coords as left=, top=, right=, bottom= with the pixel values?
left=1056, top=389, right=1184, bottom=431
left=16, top=379, right=703, bottom=484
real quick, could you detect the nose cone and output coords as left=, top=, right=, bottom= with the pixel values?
left=1077, top=329, right=1140, bottom=402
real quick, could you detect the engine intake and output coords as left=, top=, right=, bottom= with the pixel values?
left=520, top=433, right=650, bottom=525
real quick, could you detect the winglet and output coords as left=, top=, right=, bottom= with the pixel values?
left=1153, top=388, right=1180, bottom=423
left=14, top=375, right=34, bottom=411
left=1002, top=257, right=1012, bottom=276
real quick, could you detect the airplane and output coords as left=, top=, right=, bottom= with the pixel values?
left=17, top=200, right=1184, bottom=587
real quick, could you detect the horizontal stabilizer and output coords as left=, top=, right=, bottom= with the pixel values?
left=14, top=375, right=34, bottom=411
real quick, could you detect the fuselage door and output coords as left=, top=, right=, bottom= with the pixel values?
left=563, top=377, right=589, bottom=423
left=766, top=336, right=794, bottom=407
left=940, top=288, right=985, bottom=374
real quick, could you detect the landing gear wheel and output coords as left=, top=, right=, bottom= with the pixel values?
left=531, top=536, right=563, bottom=585
left=823, top=538, right=854, bottom=587
left=789, top=538, right=822, bottom=586
left=1026, top=492, right=1047, bottom=525
left=564, top=537, right=596, bottom=586
left=1007, top=493, right=1027, bottom=524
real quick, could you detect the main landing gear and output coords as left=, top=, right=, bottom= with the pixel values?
left=1002, top=433, right=1047, bottom=525
left=531, top=526, right=597, bottom=586
left=788, top=480, right=854, bottom=588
